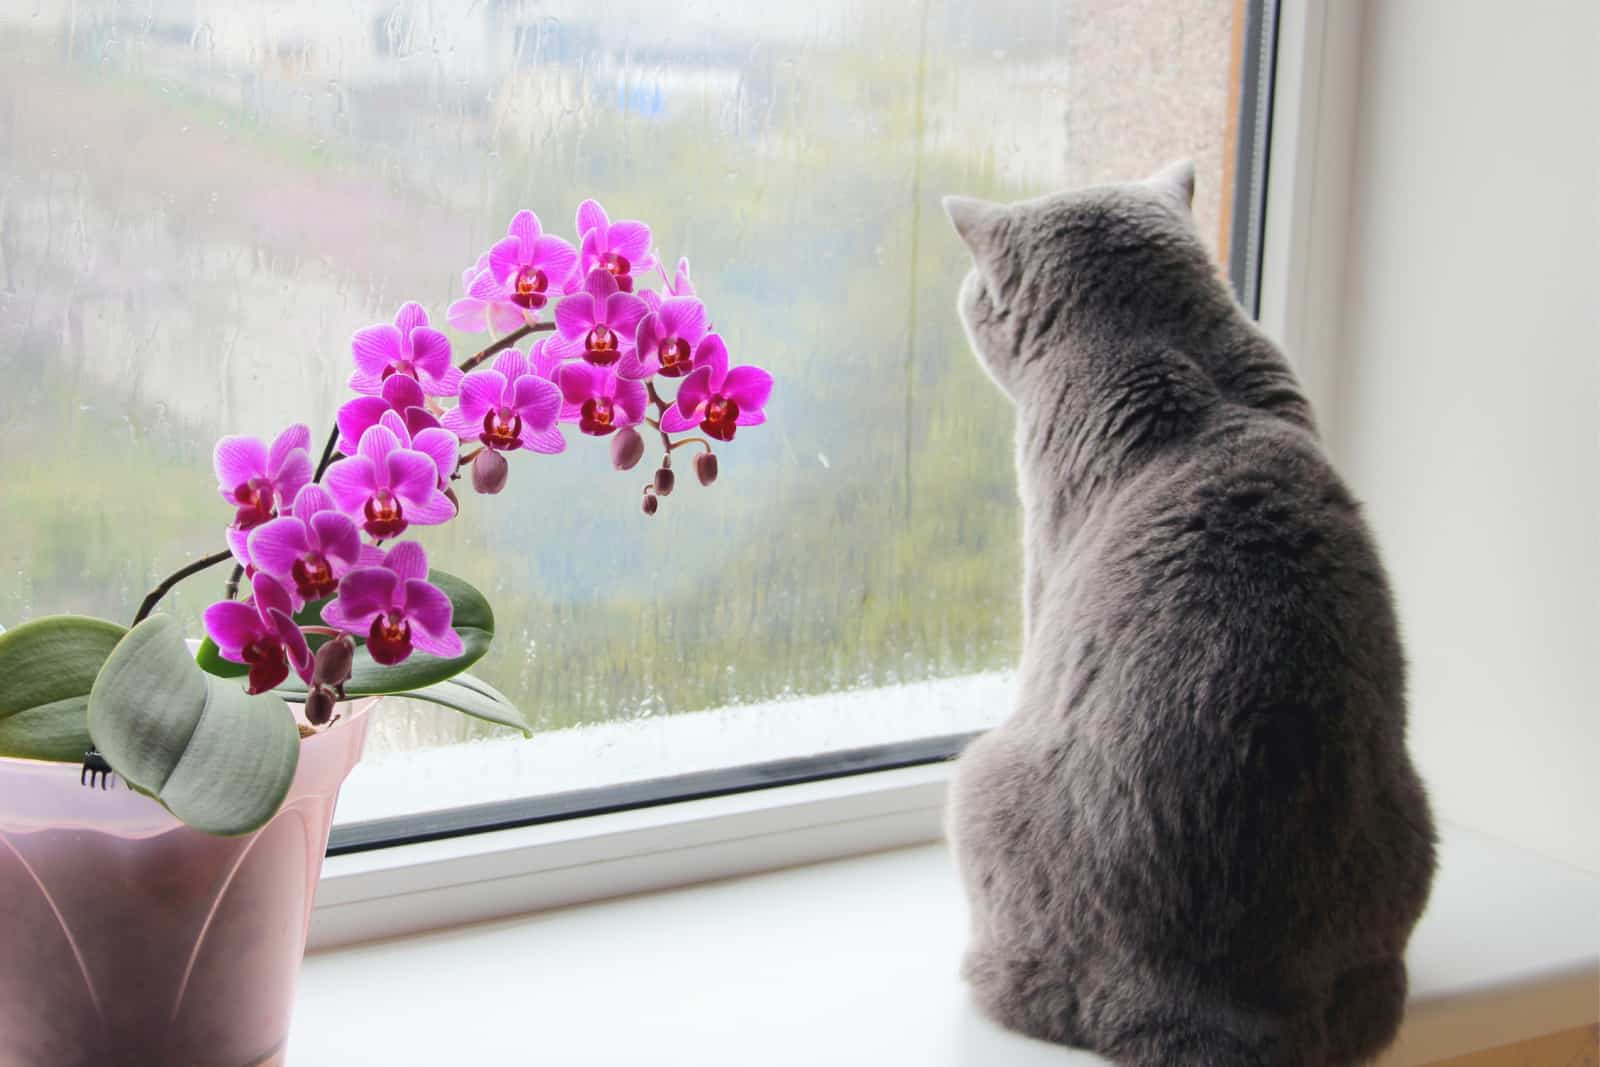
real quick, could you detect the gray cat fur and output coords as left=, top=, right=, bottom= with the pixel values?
left=941, top=161, right=1436, bottom=1067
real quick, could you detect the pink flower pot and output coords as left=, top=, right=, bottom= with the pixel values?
left=0, top=701, right=373, bottom=1067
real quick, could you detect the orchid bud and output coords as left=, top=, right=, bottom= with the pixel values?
left=653, top=466, right=675, bottom=496
left=305, top=685, right=337, bottom=727
left=311, top=633, right=355, bottom=690
left=611, top=427, right=645, bottom=471
left=695, top=452, right=719, bottom=486
left=472, top=449, right=509, bottom=495
left=642, top=492, right=659, bottom=516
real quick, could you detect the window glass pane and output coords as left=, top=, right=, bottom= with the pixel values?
left=0, top=1, right=1242, bottom=823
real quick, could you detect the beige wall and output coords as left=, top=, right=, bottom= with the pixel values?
left=1326, top=0, right=1600, bottom=872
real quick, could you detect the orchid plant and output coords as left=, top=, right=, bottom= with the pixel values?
left=0, top=201, right=773, bottom=836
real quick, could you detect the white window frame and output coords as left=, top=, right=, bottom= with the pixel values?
left=310, top=0, right=1355, bottom=950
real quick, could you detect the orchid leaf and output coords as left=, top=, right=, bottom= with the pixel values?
left=397, top=673, right=528, bottom=735
left=0, top=615, right=127, bottom=763
left=89, top=615, right=300, bottom=837
left=196, top=569, right=495, bottom=695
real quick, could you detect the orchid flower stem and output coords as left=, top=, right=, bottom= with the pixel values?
left=459, top=446, right=485, bottom=465
left=644, top=381, right=675, bottom=453
left=131, top=548, right=235, bottom=627
left=457, top=321, right=555, bottom=374
left=300, top=625, right=343, bottom=638
left=311, top=423, right=341, bottom=481
left=667, top=436, right=713, bottom=454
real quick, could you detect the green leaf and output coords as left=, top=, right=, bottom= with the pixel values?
left=89, top=615, right=300, bottom=837
left=0, top=615, right=128, bottom=763
left=402, top=673, right=529, bottom=736
left=196, top=569, right=494, bottom=696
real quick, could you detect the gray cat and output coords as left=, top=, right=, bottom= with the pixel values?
left=941, top=162, right=1436, bottom=1067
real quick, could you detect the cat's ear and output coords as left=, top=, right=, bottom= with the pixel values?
left=1145, top=159, right=1196, bottom=211
left=943, top=195, right=1008, bottom=257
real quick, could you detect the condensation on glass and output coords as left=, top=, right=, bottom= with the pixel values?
left=0, top=2, right=1239, bottom=763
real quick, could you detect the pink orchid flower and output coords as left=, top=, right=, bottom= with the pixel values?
left=558, top=362, right=648, bottom=437
left=621, top=296, right=709, bottom=379
left=323, top=420, right=456, bottom=539
left=215, top=424, right=313, bottom=564
left=246, top=485, right=366, bottom=605
left=336, top=374, right=443, bottom=455
left=549, top=268, right=648, bottom=366
left=350, top=303, right=461, bottom=398
left=662, top=334, right=772, bottom=442
left=321, top=542, right=463, bottom=666
left=441, top=348, right=565, bottom=455
left=573, top=199, right=655, bottom=295
left=202, top=572, right=313, bottom=694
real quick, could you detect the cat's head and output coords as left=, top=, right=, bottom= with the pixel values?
left=942, top=160, right=1208, bottom=401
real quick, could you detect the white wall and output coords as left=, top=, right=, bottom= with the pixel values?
left=1315, top=0, right=1599, bottom=872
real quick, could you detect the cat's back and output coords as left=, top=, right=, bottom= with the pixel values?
left=1032, top=404, right=1432, bottom=957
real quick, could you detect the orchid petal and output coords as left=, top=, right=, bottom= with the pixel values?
left=455, top=370, right=506, bottom=423
left=542, top=332, right=586, bottom=362
left=322, top=456, right=380, bottom=515
left=324, top=567, right=399, bottom=627
left=377, top=410, right=413, bottom=447
left=468, top=268, right=510, bottom=301
left=203, top=601, right=263, bottom=660
left=558, top=362, right=602, bottom=405
left=272, top=450, right=313, bottom=504
left=692, top=334, right=729, bottom=385
left=532, top=236, right=578, bottom=284
left=492, top=348, right=530, bottom=385
left=291, top=483, right=336, bottom=518
left=721, top=366, right=774, bottom=411
left=400, top=578, right=453, bottom=638
left=213, top=435, right=267, bottom=491
left=507, top=209, right=542, bottom=261
left=555, top=293, right=596, bottom=339
left=582, top=268, right=619, bottom=305
left=268, top=425, right=312, bottom=473
left=394, top=302, right=429, bottom=337
left=660, top=406, right=701, bottom=434
left=606, top=221, right=653, bottom=264
left=412, top=427, right=461, bottom=485
left=337, top=397, right=391, bottom=456
left=356, top=424, right=402, bottom=482
left=382, top=541, right=430, bottom=584
left=511, top=374, right=562, bottom=432
left=251, top=572, right=297, bottom=621
left=265, top=606, right=313, bottom=680
left=616, top=351, right=656, bottom=381
left=676, top=365, right=714, bottom=416
left=447, top=296, right=490, bottom=334
left=409, top=327, right=453, bottom=379
left=613, top=379, right=649, bottom=425
left=352, top=324, right=404, bottom=378
left=604, top=292, right=648, bottom=337
left=488, top=236, right=524, bottom=288
left=522, top=427, right=567, bottom=454
left=309, top=511, right=363, bottom=570
left=226, top=526, right=253, bottom=568
left=386, top=449, right=441, bottom=503
left=576, top=200, right=609, bottom=242
left=658, top=297, right=708, bottom=343
left=401, top=489, right=457, bottom=527
left=247, top=518, right=311, bottom=578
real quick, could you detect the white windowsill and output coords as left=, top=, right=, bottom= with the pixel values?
left=292, top=822, right=1600, bottom=1066
left=334, top=671, right=1010, bottom=825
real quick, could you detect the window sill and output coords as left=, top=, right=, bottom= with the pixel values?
left=293, top=822, right=1599, bottom=1065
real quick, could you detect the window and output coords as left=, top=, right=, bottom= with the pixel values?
left=0, top=1, right=1273, bottom=847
